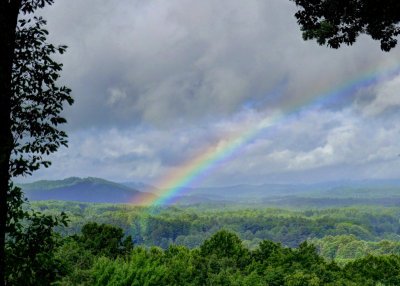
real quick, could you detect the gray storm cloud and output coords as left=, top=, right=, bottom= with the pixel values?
left=22, top=0, right=400, bottom=185
left=42, top=0, right=397, bottom=128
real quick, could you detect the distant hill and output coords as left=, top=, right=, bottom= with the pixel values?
left=185, top=184, right=313, bottom=201
left=19, top=177, right=156, bottom=204
left=17, top=177, right=400, bottom=206
left=119, top=181, right=159, bottom=193
left=182, top=179, right=400, bottom=202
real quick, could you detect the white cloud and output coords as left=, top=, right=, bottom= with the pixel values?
left=362, top=75, right=400, bottom=116
left=107, top=88, right=127, bottom=105
left=22, top=104, right=400, bottom=185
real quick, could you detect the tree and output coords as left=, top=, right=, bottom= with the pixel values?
left=75, top=222, right=134, bottom=259
left=200, top=229, right=250, bottom=270
left=290, top=0, right=400, bottom=51
left=5, top=206, right=68, bottom=285
left=0, top=1, right=73, bottom=284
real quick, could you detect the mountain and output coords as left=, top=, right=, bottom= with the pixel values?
left=18, top=177, right=400, bottom=206
left=184, top=183, right=312, bottom=201
left=19, top=177, right=156, bottom=204
left=182, top=179, right=400, bottom=202
left=119, top=181, right=159, bottom=193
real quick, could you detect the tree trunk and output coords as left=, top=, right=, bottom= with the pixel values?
left=0, top=2, right=21, bottom=285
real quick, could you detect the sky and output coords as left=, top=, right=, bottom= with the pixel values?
left=20, top=0, right=400, bottom=187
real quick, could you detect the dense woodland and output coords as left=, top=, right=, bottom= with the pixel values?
left=55, top=226, right=400, bottom=285
left=6, top=201, right=396, bottom=285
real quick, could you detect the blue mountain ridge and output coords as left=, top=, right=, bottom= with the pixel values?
left=18, top=177, right=400, bottom=204
left=19, top=177, right=156, bottom=204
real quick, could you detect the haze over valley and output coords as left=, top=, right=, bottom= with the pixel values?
left=20, top=176, right=400, bottom=207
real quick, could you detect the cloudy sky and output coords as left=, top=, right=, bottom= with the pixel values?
left=21, top=0, right=400, bottom=187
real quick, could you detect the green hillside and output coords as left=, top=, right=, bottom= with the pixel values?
left=18, top=177, right=156, bottom=204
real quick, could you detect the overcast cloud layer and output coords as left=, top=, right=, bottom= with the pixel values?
left=21, top=0, right=400, bottom=186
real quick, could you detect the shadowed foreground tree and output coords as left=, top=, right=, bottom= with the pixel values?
left=290, top=0, right=400, bottom=51
left=0, top=1, right=73, bottom=285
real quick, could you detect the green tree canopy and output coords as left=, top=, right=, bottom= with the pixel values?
left=76, top=222, right=134, bottom=258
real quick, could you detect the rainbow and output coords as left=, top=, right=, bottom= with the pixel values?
left=131, top=60, right=400, bottom=207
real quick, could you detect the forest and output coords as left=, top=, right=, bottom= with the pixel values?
left=7, top=201, right=398, bottom=285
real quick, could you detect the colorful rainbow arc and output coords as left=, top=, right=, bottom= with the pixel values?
left=131, top=61, right=400, bottom=207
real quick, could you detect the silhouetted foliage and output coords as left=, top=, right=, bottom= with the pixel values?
left=291, top=0, right=400, bottom=51
left=0, top=1, right=72, bottom=284
left=10, top=16, right=73, bottom=177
